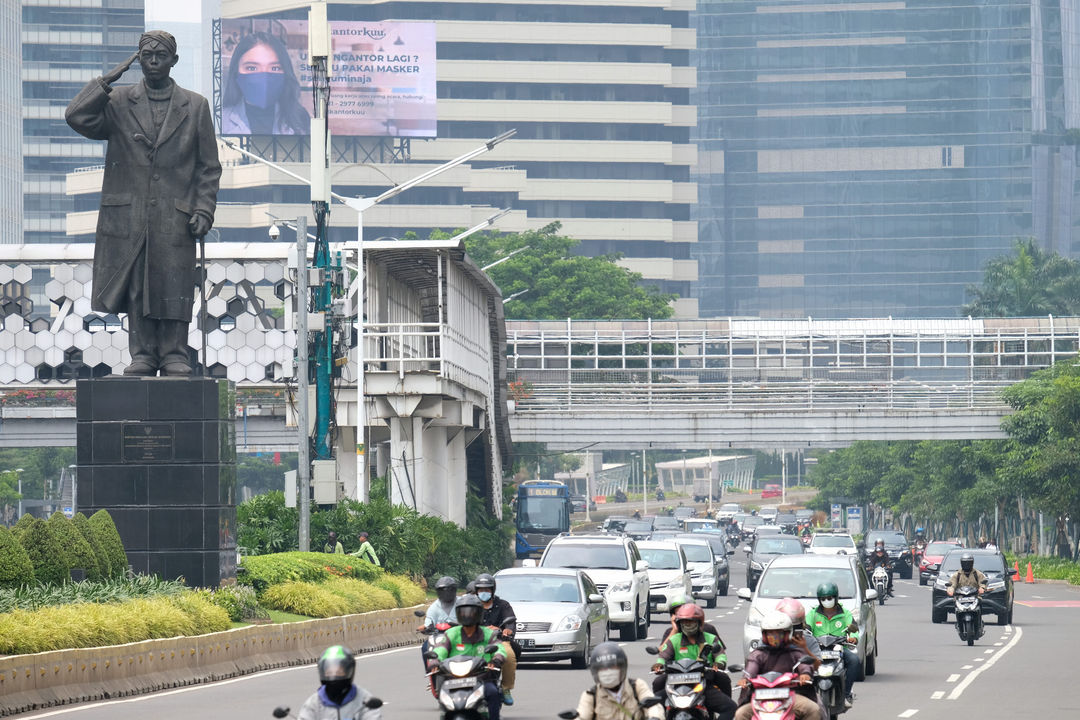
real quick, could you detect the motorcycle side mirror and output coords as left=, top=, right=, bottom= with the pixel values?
left=414, top=609, right=426, bottom=618
left=640, top=697, right=663, bottom=709
left=365, top=698, right=383, bottom=709
left=272, top=708, right=290, bottom=719
left=558, top=711, right=580, bottom=719
left=485, top=644, right=501, bottom=654
left=726, top=663, right=744, bottom=673
left=423, top=650, right=439, bottom=660
left=797, top=655, right=815, bottom=666
left=644, top=646, right=660, bottom=655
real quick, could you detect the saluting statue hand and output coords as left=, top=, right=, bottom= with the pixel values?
left=102, top=52, right=139, bottom=85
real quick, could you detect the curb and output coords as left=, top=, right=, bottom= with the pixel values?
left=0, top=605, right=424, bottom=717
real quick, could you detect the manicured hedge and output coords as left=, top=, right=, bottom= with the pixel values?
left=0, top=575, right=187, bottom=613
left=17, top=518, right=70, bottom=585
left=205, top=584, right=269, bottom=622
left=0, top=526, right=34, bottom=588
left=89, top=509, right=128, bottom=577
left=0, top=593, right=230, bottom=654
left=238, top=551, right=382, bottom=593
left=260, top=577, right=408, bottom=618
left=73, top=512, right=112, bottom=578
left=48, top=512, right=103, bottom=581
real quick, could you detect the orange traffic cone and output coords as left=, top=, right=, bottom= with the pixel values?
left=1013, top=561, right=1020, bottom=581
left=1025, top=562, right=1035, bottom=584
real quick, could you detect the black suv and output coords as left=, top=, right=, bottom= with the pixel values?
left=931, top=549, right=1014, bottom=625
left=864, top=529, right=914, bottom=579
left=744, top=534, right=805, bottom=590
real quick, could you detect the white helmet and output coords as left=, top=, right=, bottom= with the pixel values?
left=761, top=611, right=793, bottom=632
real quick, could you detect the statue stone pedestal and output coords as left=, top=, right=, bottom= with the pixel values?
left=76, top=377, right=236, bottom=588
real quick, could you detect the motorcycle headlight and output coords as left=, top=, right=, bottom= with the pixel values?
left=449, top=660, right=473, bottom=677
left=818, top=666, right=834, bottom=677
left=609, top=581, right=632, bottom=594
left=556, top=614, right=583, bottom=632
left=671, top=695, right=695, bottom=709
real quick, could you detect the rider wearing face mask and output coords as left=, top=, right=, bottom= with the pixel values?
left=651, top=603, right=737, bottom=720
left=659, top=597, right=731, bottom=698
left=574, top=643, right=663, bottom=720
left=736, top=613, right=819, bottom=720
left=946, top=553, right=987, bottom=597
left=298, top=646, right=381, bottom=720
left=867, top=539, right=894, bottom=596
left=804, top=583, right=859, bottom=709
left=475, top=573, right=518, bottom=706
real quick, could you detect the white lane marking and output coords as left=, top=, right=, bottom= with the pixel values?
left=961, top=665, right=973, bottom=670
left=16, top=645, right=416, bottom=719
left=897, top=594, right=908, bottom=598
left=973, top=658, right=984, bottom=662
left=931, top=691, right=945, bottom=699
left=618, top=643, right=627, bottom=647
left=899, top=710, right=919, bottom=718
left=946, top=674, right=960, bottom=682
left=994, top=642, right=1003, bottom=647
left=948, top=626, right=1023, bottom=700
left=983, top=649, right=993, bottom=654
left=1033, top=595, right=1046, bottom=599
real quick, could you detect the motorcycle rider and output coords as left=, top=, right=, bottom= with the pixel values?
left=774, top=599, right=826, bottom=719
left=428, top=593, right=508, bottom=720
left=659, top=597, right=731, bottom=698
left=946, top=552, right=987, bottom=597
left=650, top=603, right=737, bottom=720
left=805, top=583, right=859, bottom=709
left=474, top=573, right=518, bottom=706
left=574, top=642, right=663, bottom=720
left=735, top=612, right=819, bottom=720
left=298, top=645, right=381, bottom=720
left=867, top=539, right=894, bottom=597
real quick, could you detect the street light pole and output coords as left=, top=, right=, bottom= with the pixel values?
left=296, top=215, right=311, bottom=552
left=11, top=468, right=25, bottom=521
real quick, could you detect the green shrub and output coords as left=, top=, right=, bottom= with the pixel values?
left=209, top=584, right=269, bottom=622
left=0, top=593, right=230, bottom=654
left=17, top=518, right=70, bottom=585
left=323, top=577, right=397, bottom=613
left=88, top=510, right=128, bottom=577
left=73, top=512, right=112, bottom=577
left=0, top=526, right=34, bottom=588
left=0, top=575, right=187, bottom=613
left=238, top=552, right=381, bottom=593
left=48, top=512, right=103, bottom=581
left=376, top=574, right=426, bottom=607
left=260, top=581, right=352, bottom=618
left=12, top=513, right=35, bottom=539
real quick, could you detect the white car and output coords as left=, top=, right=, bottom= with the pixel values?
left=637, top=540, right=692, bottom=616
left=758, top=507, right=779, bottom=523
left=716, top=502, right=741, bottom=522
left=675, top=536, right=721, bottom=607
left=808, top=533, right=858, bottom=556
left=537, top=533, right=651, bottom=641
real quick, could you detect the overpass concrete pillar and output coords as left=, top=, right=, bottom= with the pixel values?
left=334, top=426, right=360, bottom=501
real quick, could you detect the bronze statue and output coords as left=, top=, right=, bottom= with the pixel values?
left=66, top=31, right=222, bottom=376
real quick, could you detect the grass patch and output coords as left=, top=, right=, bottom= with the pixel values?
left=268, top=609, right=315, bottom=623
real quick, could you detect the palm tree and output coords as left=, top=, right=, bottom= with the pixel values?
left=963, top=238, right=1080, bottom=317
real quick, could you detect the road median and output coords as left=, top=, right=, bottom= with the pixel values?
left=0, top=604, right=423, bottom=717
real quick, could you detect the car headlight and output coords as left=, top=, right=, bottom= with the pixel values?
left=668, top=578, right=686, bottom=589
left=746, top=606, right=765, bottom=627
left=750, top=561, right=763, bottom=570
left=556, top=614, right=583, bottom=632
left=987, top=580, right=1005, bottom=590
left=609, top=581, right=632, bottom=594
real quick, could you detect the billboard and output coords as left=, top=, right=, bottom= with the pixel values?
left=219, top=18, right=436, bottom=137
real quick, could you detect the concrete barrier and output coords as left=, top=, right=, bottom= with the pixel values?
left=0, top=605, right=424, bottom=716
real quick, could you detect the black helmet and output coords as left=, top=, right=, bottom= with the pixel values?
left=317, top=645, right=355, bottom=684
left=455, top=593, right=483, bottom=626
left=589, top=642, right=627, bottom=688
left=435, top=576, right=458, bottom=603
left=816, top=582, right=839, bottom=600
left=474, top=573, right=496, bottom=592
left=960, top=553, right=974, bottom=573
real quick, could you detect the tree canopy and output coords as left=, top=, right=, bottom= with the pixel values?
left=450, top=223, right=675, bottom=319
left=963, top=238, right=1080, bottom=317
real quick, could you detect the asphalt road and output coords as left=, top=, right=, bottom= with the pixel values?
left=16, top=553, right=1080, bottom=720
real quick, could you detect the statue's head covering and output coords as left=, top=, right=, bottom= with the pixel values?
left=139, top=30, right=177, bottom=56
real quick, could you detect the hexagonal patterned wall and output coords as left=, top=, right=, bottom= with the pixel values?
left=0, top=261, right=295, bottom=384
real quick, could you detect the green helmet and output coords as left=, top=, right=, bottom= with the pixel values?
left=816, top=582, right=839, bottom=600
left=669, top=595, right=689, bottom=613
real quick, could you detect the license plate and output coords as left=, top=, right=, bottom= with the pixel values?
left=754, top=688, right=790, bottom=701
left=443, top=678, right=476, bottom=690
left=668, top=672, right=702, bottom=683
left=819, top=651, right=841, bottom=660
left=519, top=638, right=535, bottom=648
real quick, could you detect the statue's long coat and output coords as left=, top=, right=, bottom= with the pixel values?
left=66, top=78, right=221, bottom=320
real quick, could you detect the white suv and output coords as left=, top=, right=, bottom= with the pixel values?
left=537, top=534, right=651, bottom=641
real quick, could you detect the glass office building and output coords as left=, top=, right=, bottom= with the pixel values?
left=0, top=0, right=21, bottom=245
left=22, top=0, right=143, bottom=244
left=695, top=0, right=1080, bottom=318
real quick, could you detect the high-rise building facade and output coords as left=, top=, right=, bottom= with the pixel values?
left=22, top=0, right=143, bottom=244
left=122, top=0, right=698, bottom=316
left=695, top=0, right=1080, bottom=318
left=0, top=0, right=21, bottom=244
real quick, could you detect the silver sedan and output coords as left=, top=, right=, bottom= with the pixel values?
left=494, top=567, right=610, bottom=668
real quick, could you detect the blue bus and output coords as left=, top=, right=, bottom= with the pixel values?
left=514, top=480, right=571, bottom=559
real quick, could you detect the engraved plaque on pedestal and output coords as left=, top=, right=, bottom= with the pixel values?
left=123, top=423, right=175, bottom=462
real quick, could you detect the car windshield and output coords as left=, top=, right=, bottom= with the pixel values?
left=940, top=552, right=1005, bottom=573
left=653, top=517, right=680, bottom=529
left=685, top=520, right=717, bottom=529
left=813, top=536, right=854, bottom=547
left=690, top=534, right=728, bottom=554
left=496, top=574, right=582, bottom=603
left=925, top=542, right=960, bottom=555
left=680, top=543, right=713, bottom=562
left=866, top=532, right=906, bottom=545
left=640, top=547, right=681, bottom=569
left=624, top=521, right=652, bottom=533
left=543, top=544, right=628, bottom=570
left=721, top=504, right=740, bottom=512
left=757, top=566, right=858, bottom=599
left=756, top=537, right=805, bottom=554
left=517, top=495, right=568, bottom=532
left=743, top=517, right=765, bottom=527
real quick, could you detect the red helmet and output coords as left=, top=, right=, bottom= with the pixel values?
left=774, top=598, right=805, bottom=626
left=674, top=603, right=705, bottom=622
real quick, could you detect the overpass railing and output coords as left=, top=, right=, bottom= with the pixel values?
left=506, top=318, right=1080, bottom=412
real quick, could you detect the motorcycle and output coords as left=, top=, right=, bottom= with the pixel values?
left=416, top=610, right=458, bottom=695
left=645, top=643, right=740, bottom=720
left=741, top=671, right=806, bottom=720
left=953, top=586, right=984, bottom=646
left=272, top=697, right=383, bottom=720
left=871, top=565, right=889, bottom=605
left=424, top=645, right=502, bottom=720
left=812, top=636, right=850, bottom=719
